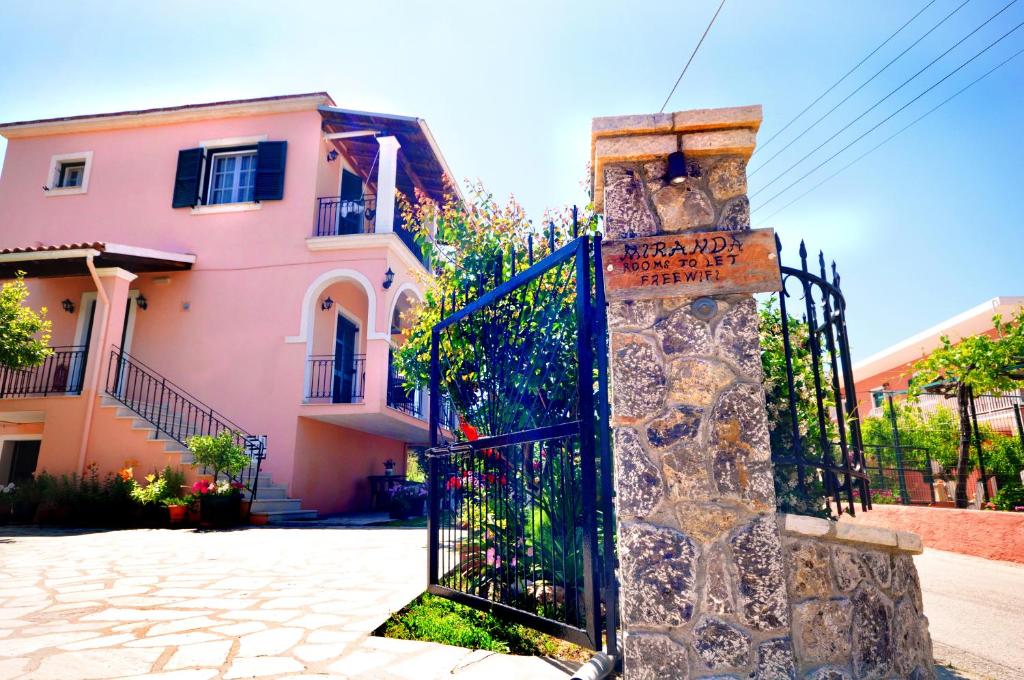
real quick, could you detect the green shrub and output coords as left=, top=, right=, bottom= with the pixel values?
left=993, top=485, right=1024, bottom=512
left=188, top=431, right=249, bottom=482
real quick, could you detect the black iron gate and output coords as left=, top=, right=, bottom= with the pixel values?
left=426, top=235, right=617, bottom=652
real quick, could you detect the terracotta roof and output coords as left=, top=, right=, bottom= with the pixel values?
left=0, top=242, right=106, bottom=255
left=0, top=242, right=196, bottom=278
left=0, top=92, right=334, bottom=131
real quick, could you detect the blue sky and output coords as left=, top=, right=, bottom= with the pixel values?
left=0, top=0, right=1021, bottom=361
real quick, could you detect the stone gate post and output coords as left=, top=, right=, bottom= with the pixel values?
left=592, top=107, right=797, bottom=678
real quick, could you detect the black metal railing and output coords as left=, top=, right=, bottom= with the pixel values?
left=387, top=361, right=423, bottom=418
left=314, top=195, right=377, bottom=236
left=305, top=354, right=366, bottom=402
left=104, top=348, right=266, bottom=497
left=0, top=346, right=87, bottom=398
left=862, top=444, right=937, bottom=505
left=769, top=236, right=871, bottom=517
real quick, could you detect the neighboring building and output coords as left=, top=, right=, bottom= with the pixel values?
left=0, top=92, right=457, bottom=520
left=852, top=296, right=1024, bottom=432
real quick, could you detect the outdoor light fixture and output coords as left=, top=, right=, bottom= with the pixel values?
left=665, top=151, right=688, bottom=185
left=321, top=296, right=334, bottom=311
left=135, top=294, right=148, bottom=310
left=326, top=149, right=339, bottom=163
left=382, top=268, right=395, bottom=290
left=61, top=298, right=74, bottom=314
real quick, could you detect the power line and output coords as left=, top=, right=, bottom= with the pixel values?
left=755, top=44, right=1024, bottom=223
left=751, top=0, right=1020, bottom=198
left=659, top=0, right=727, bottom=113
left=752, top=20, right=1024, bottom=213
left=754, top=0, right=940, bottom=156
left=751, top=0, right=980, bottom=178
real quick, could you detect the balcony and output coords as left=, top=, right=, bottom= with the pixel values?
left=0, top=346, right=87, bottom=398
left=312, top=195, right=427, bottom=268
left=305, top=354, right=366, bottom=403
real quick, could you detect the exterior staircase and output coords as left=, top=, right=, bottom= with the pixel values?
left=99, top=348, right=317, bottom=524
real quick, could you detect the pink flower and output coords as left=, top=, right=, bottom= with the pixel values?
left=495, top=556, right=501, bottom=569
left=526, top=547, right=534, bottom=557
left=486, top=547, right=496, bottom=566
left=511, top=558, right=517, bottom=567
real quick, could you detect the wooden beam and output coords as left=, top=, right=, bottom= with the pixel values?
left=324, top=130, right=380, bottom=141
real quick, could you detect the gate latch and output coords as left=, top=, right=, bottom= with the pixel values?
left=424, top=443, right=474, bottom=460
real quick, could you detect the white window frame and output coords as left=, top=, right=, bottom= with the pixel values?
left=206, top=149, right=258, bottom=206
left=44, top=151, right=93, bottom=196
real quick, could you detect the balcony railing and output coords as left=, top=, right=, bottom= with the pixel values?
left=314, top=195, right=377, bottom=237
left=0, top=346, right=87, bottom=398
left=387, top=361, right=423, bottom=418
left=305, top=354, right=366, bottom=402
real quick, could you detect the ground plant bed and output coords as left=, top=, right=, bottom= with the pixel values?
left=375, top=593, right=590, bottom=665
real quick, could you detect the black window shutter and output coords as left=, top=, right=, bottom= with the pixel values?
left=254, top=141, right=287, bottom=201
left=171, top=148, right=204, bottom=208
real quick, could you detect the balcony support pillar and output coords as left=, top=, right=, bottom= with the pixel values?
left=374, top=136, right=401, bottom=234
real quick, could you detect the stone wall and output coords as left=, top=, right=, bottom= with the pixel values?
left=779, top=514, right=935, bottom=679
left=592, top=107, right=934, bottom=679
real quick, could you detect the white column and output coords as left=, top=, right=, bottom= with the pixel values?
left=375, top=136, right=401, bottom=234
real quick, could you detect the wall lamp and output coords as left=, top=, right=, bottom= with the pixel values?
left=61, top=298, right=75, bottom=314
left=136, top=294, right=148, bottom=310
left=326, top=149, right=339, bottom=163
left=382, top=268, right=395, bottom=290
left=321, top=296, right=334, bottom=311
left=665, top=151, right=688, bottom=185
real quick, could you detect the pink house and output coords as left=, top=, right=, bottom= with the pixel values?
left=0, top=92, right=456, bottom=520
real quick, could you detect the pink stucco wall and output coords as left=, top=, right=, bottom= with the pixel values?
left=0, top=101, right=428, bottom=515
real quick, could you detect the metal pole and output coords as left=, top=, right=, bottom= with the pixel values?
left=885, top=391, right=910, bottom=504
left=968, top=387, right=989, bottom=502
left=1013, top=397, right=1024, bottom=452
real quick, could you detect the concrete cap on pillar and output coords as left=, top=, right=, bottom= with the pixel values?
left=590, top=105, right=762, bottom=212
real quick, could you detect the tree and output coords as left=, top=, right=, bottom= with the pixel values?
left=910, top=308, right=1024, bottom=507
left=0, top=273, right=52, bottom=369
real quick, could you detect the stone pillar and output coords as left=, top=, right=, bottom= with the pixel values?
left=593, top=107, right=796, bottom=678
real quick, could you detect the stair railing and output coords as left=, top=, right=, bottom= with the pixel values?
left=104, top=347, right=266, bottom=501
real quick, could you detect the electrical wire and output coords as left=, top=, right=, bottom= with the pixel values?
left=755, top=0, right=940, bottom=156
left=659, top=0, right=727, bottom=113
left=753, top=21, right=1024, bottom=213
left=755, top=44, right=1024, bottom=223
left=751, top=0, right=1020, bottom=196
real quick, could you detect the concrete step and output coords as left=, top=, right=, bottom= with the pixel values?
left=251, top=498, right=305, bottom=513
left=250, top=485, right=287, bottom=500
left=258, top=509, right=319, bottom=524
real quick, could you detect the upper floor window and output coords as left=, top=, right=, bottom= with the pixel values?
left=207, top=149, right=257, bottom=204
left=45, top=151, right=93, bottom=196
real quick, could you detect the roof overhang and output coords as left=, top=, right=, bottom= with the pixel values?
left=853, top=296, right=1024, bottom=380
left=0, top=242, right=196, bottom=279
left=318, top=105, right=460, bottom=205
left=0, top=92, right=334, bottom=139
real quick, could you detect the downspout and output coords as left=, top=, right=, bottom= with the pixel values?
left=76, top=254, right=110, bottom=473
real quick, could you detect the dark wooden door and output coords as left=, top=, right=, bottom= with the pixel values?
left=9, top=440, right=40, bottom=483
left=332, top=315, right=358, bottom=403
left=337, top=169, right=364, bottom=235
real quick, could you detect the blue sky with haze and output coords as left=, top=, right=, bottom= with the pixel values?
left=0, top=0, right=1021, bottom=361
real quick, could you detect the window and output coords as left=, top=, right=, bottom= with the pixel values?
left=207, top=149, right=257, bottom=205
left=57, top=162, right=85, bottom=188
left=45, top=151, right=92, bottom=195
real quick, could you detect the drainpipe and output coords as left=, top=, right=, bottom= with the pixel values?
left=75, top=254, right=111, bottom=473
left=570, top=651, right=616, bottom=680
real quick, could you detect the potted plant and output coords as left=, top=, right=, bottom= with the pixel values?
left=187, top=431, right=250, bottom=527
left=163, top=496, right=193, bottom=525
left=388, top=483, right=427, bottom=519
left=0, top=483, right=14, bottom=525
left=383, top=458, right=397, bottom=476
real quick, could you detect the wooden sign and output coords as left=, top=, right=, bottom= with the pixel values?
left=601, top=228, right=781, bottom=300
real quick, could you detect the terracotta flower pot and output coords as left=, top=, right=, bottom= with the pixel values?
left=167, top=505, right=187, bottom=524
left=249, top=513, right=269, bottom=526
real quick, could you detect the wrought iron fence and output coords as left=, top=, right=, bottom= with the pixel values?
left=305, top=354, right=366, bottom=402
left=862, top=444, right=937, bottom=505
left=105, top=348, right=266, bottom=496
left=314, top=195, right=376, bottom=236
left=426, top=234, right=616, bottom=652
left=0, top=346, right=87, bottom=398
left=768, top=236, right=871, bottom=516
left=387, top=360, right=422, bottom=417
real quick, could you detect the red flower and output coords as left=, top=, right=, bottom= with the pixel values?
left=460, top=420, right=479, bottom=441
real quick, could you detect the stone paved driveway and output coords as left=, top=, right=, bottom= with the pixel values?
left=0, top=527, right=570, bottom=680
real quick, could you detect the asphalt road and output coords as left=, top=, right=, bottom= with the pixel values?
left=916, top=548, right=1024, bottom=680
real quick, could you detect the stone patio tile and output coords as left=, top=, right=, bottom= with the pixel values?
left=0, top=657, right=30, bottom=677
left=0, top=586, right=47, bottom=598
left=115, top=671, right=219, bottom=680
left=146, top=616, right=223, bottom=636
left=289, top=613, right=350, bottom=629
left=306, top=629, right=365, bottom=644
left=293, top=642, right=353, bottom=662
left=0, top=605, right=47, bottom=619
left=0, top=631, right=100, bottom=656
left=206, top=577, right=274, bottom=590
left=59, top=632, right=138, bottom=650
left=164, top=639, right=234, bottom=669
left=224, top=655, right=306, bottom=678
left=208, top=621, right=267, bottom=636
left=152, top=588, right=231, bottom=598
left=126, top=631, right=221, bottom=647
left=82, top=608, right=213, bottom=622
left=28, top=647, right=163, bottom=679
left=449, top=651, right=572, bottom=678
left=259, top=595, right=323, bottom=609
left=106, top=596, right=187, bottom=608
left=219, top=608, right=302, bottom=622
left=56, top=586, right=151, bottom=603
left=169, top=597, right=260, bottom=611
left=236, top=626, right=305, bottom=657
